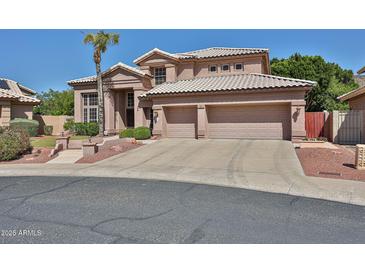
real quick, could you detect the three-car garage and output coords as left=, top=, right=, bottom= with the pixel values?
left=164, top=103, right=291, bottom=140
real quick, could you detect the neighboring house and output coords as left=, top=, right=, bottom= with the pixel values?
left=354, top=66, right=365, bottom=87
left=339, top=67, right=365, bottom=109
left=0, top=78, right=40, bottom=127
left=68, top=47, right=315, bottom=140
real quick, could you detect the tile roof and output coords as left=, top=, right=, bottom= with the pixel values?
left=140, top=73, right=315, bottom=98
left=133, top=47, right=269, bottom=64
left=338, top=85, right=365, bottom=101
left=0, top=78, right=40, bottom=104
left=68, top=62, right=152, bottom=85
left=176, top=47, right=269, bottom=59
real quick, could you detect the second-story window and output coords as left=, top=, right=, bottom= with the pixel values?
left=209, top=65, right=217, bottom=73
left=235, top=63, right=243, bottom=70
left=154, top=67, right=166, bottom=85
left=221, top=64, right=230, bottom=72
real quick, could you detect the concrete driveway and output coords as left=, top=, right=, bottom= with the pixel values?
left=97, top=139, right=304, bottom=192
left=1, top=139, right=365, bottom=206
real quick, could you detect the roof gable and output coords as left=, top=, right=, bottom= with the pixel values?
left=338, top=85, right=365, bottom=102
left=68, top=62, right=151, bottom=85
left=133, top=48, right=180, bottom=64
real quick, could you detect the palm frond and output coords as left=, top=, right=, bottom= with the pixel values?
left=83, top=33, right=95, bottom=45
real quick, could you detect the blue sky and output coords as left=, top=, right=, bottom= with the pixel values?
left=0, top=29, right=364, bottom=93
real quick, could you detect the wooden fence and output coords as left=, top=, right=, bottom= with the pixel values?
left=305, top=112, right=326, bottom=138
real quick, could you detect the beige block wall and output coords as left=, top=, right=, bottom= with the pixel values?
left=34, top=115, right=73, bottom=135
left=0, top=101, right=11, bottom=127
left=11, top=104, right=33, bottom=120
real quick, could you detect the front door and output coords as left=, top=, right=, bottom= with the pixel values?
left=126, top=109, right=134, bottom=127
left=126, top=91, right=135, bottom=127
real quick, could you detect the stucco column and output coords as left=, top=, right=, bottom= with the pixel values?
left=74, top=90, right=83, bottom=123
left=152, top=105, right=165, bottom=137
left=104, top=90, right=115, bottom=134
left=291, top=101, right=306, bottom=140
left=134, top=88, right=149, bottom=127
left=197, top=104, right=207, bottom=138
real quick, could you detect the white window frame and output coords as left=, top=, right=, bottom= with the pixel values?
left=234, top=63, right=243, bottom=71
left=82, top=93, right=98, bottom=123
left=221, top=64, right=230, bottom=72
left=209, top=65, right=218, bottom=73
left=126, top=92, right=134, bottom=109
left=154, top=67, right=166, bottom=85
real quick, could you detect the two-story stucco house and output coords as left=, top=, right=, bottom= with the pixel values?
left=0, top=78, right=40, bottom=127
left=68, top=47, right=315, bottom=140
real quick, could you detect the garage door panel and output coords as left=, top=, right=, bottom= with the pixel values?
left=207, top=105, right=290, bottom=140
left=165, top=106, right=197, bottom=138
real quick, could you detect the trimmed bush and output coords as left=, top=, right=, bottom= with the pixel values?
left=0, top=128, right=32, bottom=161
left=120, top=128, right=135, bottom=138
left=9, top=118, right=39, bottom=137
left=44, top=125, right=53, bottom=136
left=73, top=122, right=98, bottom=136
left=63, top=119, right=75, bottom=132
left=134, top=127, right=151, bottom=140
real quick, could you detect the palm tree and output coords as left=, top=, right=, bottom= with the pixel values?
left=83, top=31, right=119, bottom=136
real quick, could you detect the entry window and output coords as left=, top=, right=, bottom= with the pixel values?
left=127, top=92, right=134, bottom=108
left=154, top=67, right=166, bottom=85
left=235, top=63, right=243, bottom=70
left=209, top=65, right=217, bottom=73
left=82, top=93, right=98, bottom=123
left=221, top=64, right=230, bottom=72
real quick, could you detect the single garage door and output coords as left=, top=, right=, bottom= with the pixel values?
left=207, top=104, right=291, bottom=140
left=165, top=106, right=197, bottom=138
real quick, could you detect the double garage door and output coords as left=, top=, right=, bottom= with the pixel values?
left=165, top=104, right=291, bottom=140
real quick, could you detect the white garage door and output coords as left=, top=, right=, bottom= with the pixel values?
left=207, top=104, right=291, bottom=140
left=165, top=106, right=197, bottom=138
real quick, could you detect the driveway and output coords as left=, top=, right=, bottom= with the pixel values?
left=97, top=139, right=304, bottom=192
left=1, top=139, right=365, bottom=206
left=1, top=176, right=365, bottom=243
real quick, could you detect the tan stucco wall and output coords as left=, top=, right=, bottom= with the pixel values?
left=0, top=101, right=11, bottom=127
left=137, top=53, right=266, bottom=83
left=193, top=56, right=263, bottom=78
left=11, top=104, right=33, bottom=120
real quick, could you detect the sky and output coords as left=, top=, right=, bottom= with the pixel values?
left=0, top=29, right=364, bottom=93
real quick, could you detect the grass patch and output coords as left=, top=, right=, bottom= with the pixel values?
left=30, top=135, right=89, bottom=148
left=70, top=135, right=89, bottom=140
left=30, top=136, right=56, bottom=148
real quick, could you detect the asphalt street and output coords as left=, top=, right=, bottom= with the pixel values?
left=0, top=176, right=364, bottom=243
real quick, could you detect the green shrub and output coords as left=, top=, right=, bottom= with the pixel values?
left=9, top=118, right=39, bottom=137
left=134, top=127, right=151, bottom=140
left=63, top=119, right=75, bottom=132
left=44, top=125, right=53, bottom=136
left=0, top=128, right=31, bottom=161
left=73, top=122, right=98, bottom=136
left=119, top=128, right=135, bottom=138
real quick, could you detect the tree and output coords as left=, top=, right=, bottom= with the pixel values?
left=33, top=89, right=74, bottom=115
left=271, top=53, right=358, bottom=111
left=83, top=30, right=119, bottom=135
